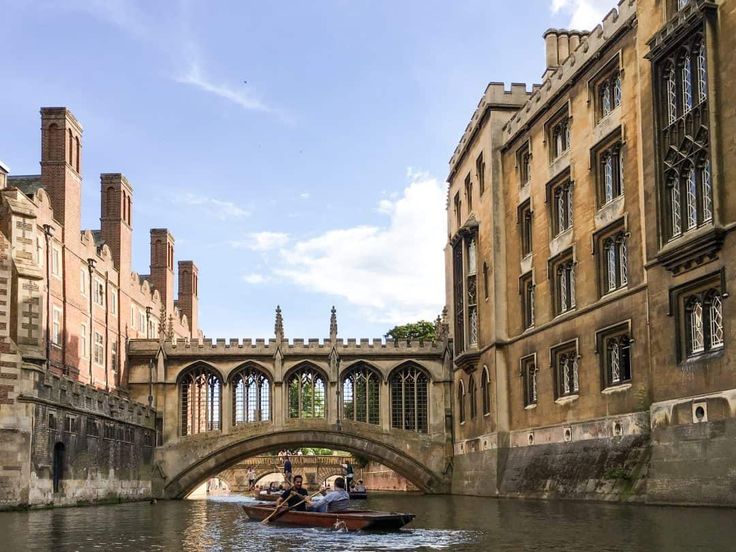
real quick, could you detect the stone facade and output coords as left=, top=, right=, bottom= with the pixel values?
left=447, top=0, right=736, bottom=506
left=0, top=108, right=199, bottom=508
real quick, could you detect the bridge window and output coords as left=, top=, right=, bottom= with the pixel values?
left=232, top=365, right=270, bottom=424
left=342, top=365, right=380, bottom=425
left=288, top=366, right=326, bottom=418
left=180, top=366, right=222, bottom=435
left=390, top=365, right=428, bottom=433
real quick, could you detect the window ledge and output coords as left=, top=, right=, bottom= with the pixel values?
left=524, top=403, right=538, bottom=410
left=602, top=382, right=632, bottom=395
left=555, top=394, right=579, bottom=406
left=656, top=225, right=724, bottom=275
left=601, top=285, right=629, bottom=301
left=681, top=348, right=725, bottom=367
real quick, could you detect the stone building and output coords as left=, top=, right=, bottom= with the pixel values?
left=0, top=107, right=200, bottom=508
left=447, top=0, right=736, bottom=504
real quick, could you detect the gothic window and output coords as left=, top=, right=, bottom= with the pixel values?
left=597, top=142, right=623, bottom=206
left=454, top=192, right=461, bottom=229
left=390, top=365, right=429, bottom=433
left=521, top=355, right=537, bottom=407
left=552, top=251, right=575, bottom=315
left=598, top=324, right=632, bottom=388
left=553, top=343, right=579, bottom=399
left=656, top=31, right=713, bottom=243
left=596, top=67, right=622, bottom=121
left=458, top=379, right=466, bottom=424
left=452, top=241, right=465, bottom=353
left=481, top=366, right=491, bottom=416
left=342, top=364, right=380, bottom=425
left=550, top=116, right=570, bottom=159
left=684, top=288, right=724, bottom=357
left=601, top=82, right=611, bottom=116
left=521, top=272, right=535, bottom=329
left=476, top=152, right=486, bottom=196
left=518, top=142, right=531, bottom=185
left=519, top=200, right=533, bottom=257
left=464, top=174, right=473, bottom=212
left=551, top=180, right=573, bottom=236
left=467, top=238, right=478, bottom=348
left=469, top=375, right=477, bottom=419
left=287, top=365, right=326, bottom=419
left=483, top=262, right=489, bottom=300
left=232, top=365, right=270, bottom=424
left=179, top=365, right=222, bottom=435
left=598, top=228, right=628, bottom=294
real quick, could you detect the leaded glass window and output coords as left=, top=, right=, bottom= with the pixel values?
left=682, top=55, right=693, bottom=113
left=342, top=364, right=380, bottom=425
left=555, top=257, right=575, bottom=314
left=670, top=179, right=682, bottom=237
left=522, top=356, right=537, bottom=406
left=601, top=231, right=628, bottom=294
left=180, top=365, right=222, bottom=436
left=702, top=159, right=713, bottom=222
left=602, top=332, right=632, bottom=388
left=481, top=366, right=491, bottom=415
left=709, top=293, right=724, bottom=349
left=552, top=181, right=573, bottom=236
left=688, top=298, right=705, bottom=354
left=666, top=65, right=678, bottom=124
left=555, top=347, right=579, bottom=398
left=469, top=376, right=477, bottom=419
left=390, top=365, right=429, bottom=433
left=697, top=41, right=707, bottom=102
left=287, top=365, right=326, bottom=418
left=683, top=287, right=726, bottom=358
left=232, top=365, right=270, bottom=424
left=601, top=82, right=611, bottom=116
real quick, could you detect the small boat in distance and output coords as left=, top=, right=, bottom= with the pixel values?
left=253, top=491, right=280, bottom=502
left=242, top=504, right=415, bottom=530
left=348, top=490, right=368, bottom=500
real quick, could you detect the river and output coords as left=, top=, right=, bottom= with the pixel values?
left=1, top=493, right=734, bottom=551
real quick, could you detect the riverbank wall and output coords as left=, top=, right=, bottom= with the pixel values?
left=0, top=360, right=157, bottom=510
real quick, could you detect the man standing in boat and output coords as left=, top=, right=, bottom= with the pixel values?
left=283, top=455, right=293, bottom=487
left=342, top=461, right=354, bottom=490
left=276, top=474, right=308, bottom=511
left=307, top=477, right=350, bottom=513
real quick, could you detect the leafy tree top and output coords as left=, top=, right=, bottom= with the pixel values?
left=384, top=320, right=436, bottom=342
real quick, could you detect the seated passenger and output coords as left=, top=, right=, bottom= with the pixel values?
left=276, top=474, right=308, bottom=511
left=308, top=477, right=350, bottom=513
left=354, top=480, right=366, bottom=493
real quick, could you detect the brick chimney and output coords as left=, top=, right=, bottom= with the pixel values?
left=149, top=229, right=175, bottom=315
left=177, top=260, right=198, bottom=337
left=40, top=107, right=83, bottom=242
left=99, top=173, right=133, bottom=277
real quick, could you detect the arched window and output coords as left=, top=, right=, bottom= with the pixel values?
left=701, top=158, right=713, bottom=223
left=685, top=166, right=698, bottom=230
left=468, top=375, right=477, bottom=419
left=707, top=291, right=724, bottom=349
left=697, top=40, right=707, bottom=102
left=481, top=366, right=491, bottom=416
left=458, top=379, right=466, bottom=424
left=68, top=129, right=74, bottom=165
left=180, top=365, right=222, bottom=436
left=600, top=82, right=612, bottom=116
left=390, top=365, right=429, bottom=433
left=232, top=365, right=270, bottom=424
left=669, top=177, right=682, bottom=237
left=681, top=54, right=693, bottom=113
left=666, top=64, right=677, bottom=124
left=687, top=297, right=705, bottom=354
left=287, top=365, right=325, bottom=419
left=342, top=364, right=380, bottom=425
left=106, top=186, right=115, bottom=216
left=52, top=442, right=65, bottom=493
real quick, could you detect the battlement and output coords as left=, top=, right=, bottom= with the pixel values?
left=128, top=335, right=446, bottom=356
left=449, top=82, right=534, bottom=174
left=501, top=0, right=636, bottom=146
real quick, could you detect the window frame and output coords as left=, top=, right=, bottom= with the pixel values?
left=521, top=354, right=538, bottom=407
left=518, top=199, right=533, bottom=258
left=520, top=271, right=535, bottom=330
left=546, top=108, right=571, bottom=161
left=547, top=173, right=574, bottom=237
left=594, top=220, right=629, bottom=296
left=549, top=248, right=576, bottom=316
left=517, top=141, right=532, bottom=185
left=551, top=340, right=580, bottom=400
left=51, top=306, right=63, bottom=346
left=93, top=331, right=104, bottom=366
left=595, top=321, right=633, bottom=389
left=476, top=152, right=486, bottom=196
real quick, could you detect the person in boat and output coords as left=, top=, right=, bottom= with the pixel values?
left=307, top=477, right=350, bottom=513
left=283, top=455, right=293, bottom=486
left=276, top=474, right=308, bottom=511
left=354, top=480, right=366, bottom=493
left=247, top=467, right=256, bottom=491
left=342, top=462, right=354, bottom=489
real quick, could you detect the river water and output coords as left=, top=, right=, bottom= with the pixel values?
left=1, top=493, right=734, bottom=551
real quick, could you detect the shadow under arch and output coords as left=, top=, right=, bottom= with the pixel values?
left=163, top=429, right=445, bottom=499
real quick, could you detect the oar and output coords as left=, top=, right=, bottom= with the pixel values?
left=262, top=489, right=324, bottom=525
left=260, top=490, right=296, bottom=524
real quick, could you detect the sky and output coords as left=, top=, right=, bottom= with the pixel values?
left=0, top=0, right=617, bottom=339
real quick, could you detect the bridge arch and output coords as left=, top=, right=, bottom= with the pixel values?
left=160, top=429, right=447, bottom=499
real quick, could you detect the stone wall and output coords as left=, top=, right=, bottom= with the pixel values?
left=359, top=461, right=419, bottom=492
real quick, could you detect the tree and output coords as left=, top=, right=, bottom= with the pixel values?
left=385, top=320, right=436, bottom=342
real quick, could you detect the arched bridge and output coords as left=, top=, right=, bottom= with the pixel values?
left=219, top=455, right=354, bottom=491
left=126, top=328, right=453, bottom=499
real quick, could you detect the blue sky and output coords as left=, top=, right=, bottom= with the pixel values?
left=1, top=0, right=615, bottom=339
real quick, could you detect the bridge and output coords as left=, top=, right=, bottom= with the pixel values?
left=126, top=311, right=453, bottom=499
left=218, top=455, right=356, bottom=492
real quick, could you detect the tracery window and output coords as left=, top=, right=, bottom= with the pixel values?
left=180, top=365, right=222, bottom=435
left=468, top=375, right=477, bottom=419
left=481, top=366, right=491, bottom=416
left=598, top=324, right=632, bottom=388
left=551, top=180, right=573, bottom=236
left=599, top=229, right=628, bottom=294
left=390, top=365, right=428, bottom=433
left=656, top=32, right=713, bottom=243
left=232, top=365, right=270, bottom=424
left=685, top=289, right=724, bottom=357
left=521, top=272, right=535, bottom=329
left=550, top=117, right=570, bottom=159
left=452, top=233, right=479, bottom=355
left=467, top=238, right=478, bottom=348
left=597, top=142, right=623, bottom=206
left=519, top=200, right=533, bottom=257
left=287, top=365, right=326, bottom=419
left=597, top=70, right=622, bottom=119
left=552, top=251, right=575, bottom=315
left=521, top=355, right=537, bottom=407
left=342, top=364, right=380, bottom=425
left=553, top=343, right=579, bottom=399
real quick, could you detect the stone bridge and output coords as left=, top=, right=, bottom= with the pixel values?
left=126, top=317, right=453, bottom=499
left=219, top=455, right=356, bottom=491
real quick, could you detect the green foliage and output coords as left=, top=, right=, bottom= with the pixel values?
left=385, top=320, right=436, bottom=342
left=352, top=454, right=369, bottom=468
left=603, top=467, right=631, bottom=481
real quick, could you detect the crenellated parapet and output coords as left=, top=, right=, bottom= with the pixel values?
left=501, top=0, right=637, bottom=147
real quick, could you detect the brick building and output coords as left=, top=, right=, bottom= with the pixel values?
left=0, top=107, right=200, bottom=391
left=447, top=0, right=736, bottom=504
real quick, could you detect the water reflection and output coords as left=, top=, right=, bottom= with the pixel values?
left=0, top=493, right=734, bottom=551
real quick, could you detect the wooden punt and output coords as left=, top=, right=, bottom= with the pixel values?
left=252, top=492, right=280, bottom=502
left=242, top=505, right=415, bottom=530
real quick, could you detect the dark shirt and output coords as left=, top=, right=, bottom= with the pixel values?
left=280, top=487, right=307, bottom=511
left=284, top=460, right=292, bottom=473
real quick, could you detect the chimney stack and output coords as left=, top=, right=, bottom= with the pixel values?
left=542, top=29, right=589, bottom=80
left=100, top=173, right=133, bottom=277
left=150, top=229, right=175, bottom=315
left=177, top=260, right=199, bottom=337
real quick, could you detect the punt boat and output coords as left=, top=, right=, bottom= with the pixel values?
left=348, top=490, right=368, bottom=500
left=242, top=504, right=415, bottom=530
left=252, top=491, right=281, bottom=502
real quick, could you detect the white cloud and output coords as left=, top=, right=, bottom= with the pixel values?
left=231, top=232, right=290, bottom=251
left=273, top=171, right=446, bottom=325
left=176, top=61, right=270, bottom=112
left=242, top=273, right=267, bottom=284
left=176, top=193, right=250, bottom=220
left=300, top=192, right=311, bottom=199
left=550, top=0, right=617, bottom=29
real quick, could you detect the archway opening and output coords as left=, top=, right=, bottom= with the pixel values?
left=52, top=442, right=65, bottom=494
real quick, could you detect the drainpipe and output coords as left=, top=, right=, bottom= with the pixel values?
left=43, top=224, right=54, bottom=370
left=87, top=257, right=96, bottom=385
